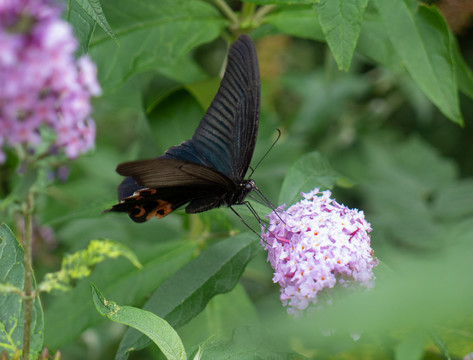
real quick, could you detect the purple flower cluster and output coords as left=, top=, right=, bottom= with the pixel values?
left=261, top=189, right=378, bottom=315
left=0, top=0, right=101, bottom=163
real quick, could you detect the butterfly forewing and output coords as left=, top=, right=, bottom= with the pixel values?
left=171, top=34, right=260, bottom=181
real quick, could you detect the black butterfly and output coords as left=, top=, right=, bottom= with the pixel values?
left=107, top=34, right=261, bottom=223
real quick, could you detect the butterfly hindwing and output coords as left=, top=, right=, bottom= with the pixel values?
left=110, top=158, right=236, bottom=220
left=111, top=185, right=229, bottom=222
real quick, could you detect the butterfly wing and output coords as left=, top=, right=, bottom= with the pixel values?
left=108, top=35, right=260, bottom=222
left=110, top=158, right=236, bottom=222
left=165, top=34, right=260, bottom=181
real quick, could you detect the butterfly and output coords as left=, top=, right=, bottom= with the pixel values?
left=107, top=34, right=261, bottom=223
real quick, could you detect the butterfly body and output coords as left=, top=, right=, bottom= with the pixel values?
left=108, top=34, right=260, bottom=223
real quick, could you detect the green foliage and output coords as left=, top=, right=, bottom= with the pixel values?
left=72, top=0, right=116, bottom=46
left=66, top=0, right=96, bottom=56
left=88, top=0, right=227, bottom=90
left=194, top=327, right=307, bottom=360
left=314, top=0, right=369, bottom=71
left=244, top=0, right=317, bottom=4
left=38, top=239, right=141, bottom=293
left=115, top=233, right=261, bottom=359
left=341, top=135, right=473, bottom=251
left=44, top=240, right=197, bottom=349
left=372, top=1, right=462, bottom=125
left=1, top=0, right=473, bottom=359
left=91, top=284, right=187, bottom=360
left=0, top=224, right=44, bottom=359
left=264, top=6, right=324, bottom=41
left=278, top=151, right=339, bottom=205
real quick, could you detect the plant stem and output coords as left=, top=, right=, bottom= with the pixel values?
left=213, top=0, right=239, bottom=25
left=22, top=191, right=34, bottom=360
left=241, top=2, right=256, bottom=20
left=253, top=5, right=277, bottom=25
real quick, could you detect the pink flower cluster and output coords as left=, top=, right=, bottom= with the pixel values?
left=261, top=189, right=378, bottom=315
left=0, top=0, right=101, bottom=163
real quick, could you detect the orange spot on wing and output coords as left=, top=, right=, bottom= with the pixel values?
left=134, top=206, right=146, bottom=218
left=147, top=199, right=173, bottom=220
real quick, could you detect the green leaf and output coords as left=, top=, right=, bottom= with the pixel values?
left=91, top=284, right=186, bottom=360
left=0, top=167, right=37, bottom=214
left=148, top=89, right=205, bottom=154
left=185, top=77, right=222, bottom=111
left=264, top=6, right=324, bottom=41
left=278, top=152, right=339, bottom=205
left=432, top=179, right=473, bottom=221
left=66, top=0, right=96, bottom=55
left=451, top=33, right=473, bottom=100
left=243, top=0, right=317, bottom=4
left=116, top=233, right=261, bottom=359
left=38, top=239, right=141, bottom=293
left=74, top=0, right=116, bottom=43
left=0, top=224, right=44, bottom=359
left=394, top=331, right=426, bottom=360
left=178, top=284, right=260, bottom=349
left=282, top=71, right=370, bottom=135
left=44, top=240, right=197, bottom=349
left=313, top=0, right=369, bottom=71
left=143, top=76, right=182, bottom=115
left=196, top=327, right=306, bottom=360
left=350, top=135, right=457, bottom=250
left=356, top=8, right=403, bottom=72
left=89, top=0, right=227, bottom=90
left=372, top=0, right=462, bottom=125
left=428, top=329, right=452, bottom=360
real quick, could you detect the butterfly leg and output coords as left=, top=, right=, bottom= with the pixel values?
left=229, top=206, right=269, bottom=244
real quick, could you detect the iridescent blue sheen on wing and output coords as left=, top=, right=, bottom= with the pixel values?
left=191, top=34, right=260, bottom=181
left=158, top=34, right=260, bottom=180
left=162, top=140, right=208, bottom=167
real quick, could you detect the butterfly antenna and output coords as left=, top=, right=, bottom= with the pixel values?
left=248, top=129, right=282, bottom=178
left=252, top=186, right=286, bottom=225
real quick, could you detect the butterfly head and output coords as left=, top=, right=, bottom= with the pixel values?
left=244, top=179, right=256, bottom=191
left=230, top=179, right=256, bottom=205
